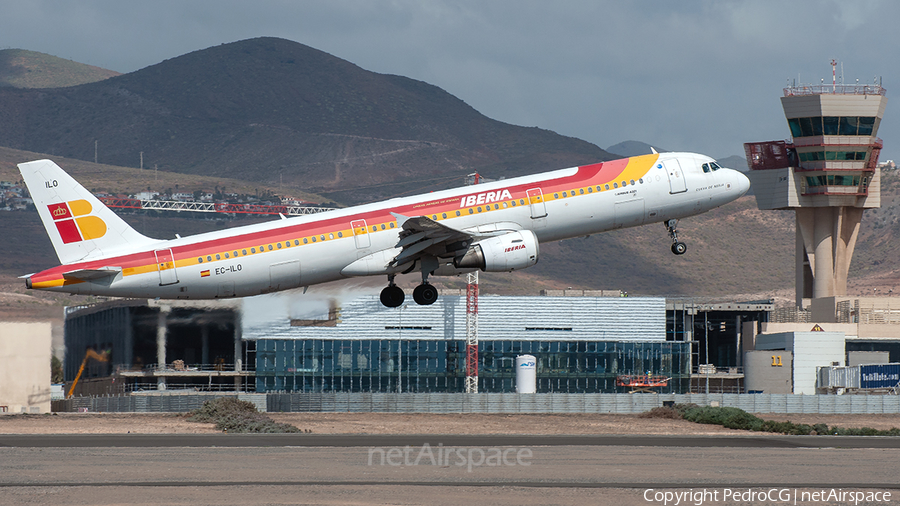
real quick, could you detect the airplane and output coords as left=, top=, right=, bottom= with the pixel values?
left=18, top=152, right=750, bottom=307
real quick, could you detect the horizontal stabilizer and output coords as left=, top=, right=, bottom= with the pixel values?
left=62, top=267, right=121, bottom=281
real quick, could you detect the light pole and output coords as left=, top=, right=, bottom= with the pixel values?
left=398, top=304, right=408, bottom=393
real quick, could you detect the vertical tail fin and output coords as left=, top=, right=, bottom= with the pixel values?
left=18, top=159, right=159, bottom=265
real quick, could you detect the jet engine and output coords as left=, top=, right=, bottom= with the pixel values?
left=454, top=230, right=539, bottom=272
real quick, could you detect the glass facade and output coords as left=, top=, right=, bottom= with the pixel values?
left=805, top=175, right=862, bottom=188
left=788, top=116, right=876, bottom=138
left=798, top=151, right=867, bottom=162
left=255, top=339, right=691, bottom=394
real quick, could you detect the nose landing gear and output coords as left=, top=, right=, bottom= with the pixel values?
left=666, top=219, right=687, bottom=255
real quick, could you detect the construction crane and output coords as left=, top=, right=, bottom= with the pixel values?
left=464, top=172, right=482, bottom=394
left=67, top=349, right=110, bottom=398
left=465, top=271, right=479, bottom=393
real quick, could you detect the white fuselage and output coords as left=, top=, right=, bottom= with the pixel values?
left=26, top=152, right=750, bottom=299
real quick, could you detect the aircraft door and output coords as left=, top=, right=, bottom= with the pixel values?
left=154, top=248, right=179, bottom=286
left=526, top=188, right=548, bottom=218
left=351, top=219, right=370, bottom=248
left=663, top=159, right=687, bottom=194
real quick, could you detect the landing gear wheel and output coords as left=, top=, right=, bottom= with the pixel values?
left=380, top=285, right=405, bottom=307
left=665, top=219, right=687, bottom=255
left=412, top=283, right=438, bottom=305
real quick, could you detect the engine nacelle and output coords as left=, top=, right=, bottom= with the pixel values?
left=454, top=230, right=539, bottom=272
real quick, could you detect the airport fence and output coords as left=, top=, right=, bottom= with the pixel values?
left=50, top=392, right=900, bottom=415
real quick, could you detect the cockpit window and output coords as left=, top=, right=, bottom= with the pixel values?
left=709, top=162, right=720, bottom=171
left=702, top=163, right=710, bottom=173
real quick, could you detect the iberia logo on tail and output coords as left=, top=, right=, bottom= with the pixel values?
left=47, top=199, right=107, bottom=244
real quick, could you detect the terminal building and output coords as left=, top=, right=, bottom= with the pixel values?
left=59, top=291, right=780, bottom=396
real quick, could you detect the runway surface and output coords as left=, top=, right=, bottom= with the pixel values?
left=4, top=433, right=900, bottom=448
left=2, top=434, right=899, bottom=505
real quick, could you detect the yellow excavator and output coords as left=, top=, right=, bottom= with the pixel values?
left=67, top=349, right=110, bottom=398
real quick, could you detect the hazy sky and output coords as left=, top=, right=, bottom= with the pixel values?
left=1, top=0, right=897, bottom=161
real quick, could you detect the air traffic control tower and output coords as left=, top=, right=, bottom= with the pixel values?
left=745, top=76, right=887, bottom=307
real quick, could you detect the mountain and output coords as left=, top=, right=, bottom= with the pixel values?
left=608, top=140, right=748, bottom=172
left=0, top=38, right=612, bottom=205
left=0, top=49, right=120, bottom=89
left=718, top=155, right=749, bottom=172
left=606, top=140, right=667, bottom=157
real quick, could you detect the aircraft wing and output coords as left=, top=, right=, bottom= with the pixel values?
left=389, top=213, right=473, bottom=267
left=62, top=267, right=122, bottom=282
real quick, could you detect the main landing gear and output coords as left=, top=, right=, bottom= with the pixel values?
left=666, top=219, right=687, bottom=255
left=380, top=273, right=439, bottom=308
left=380, top=275, right=405, bottom=307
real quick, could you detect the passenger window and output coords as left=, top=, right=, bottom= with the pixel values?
left=216, top=254, right=221, bottom=260
left=456, top=210, right=462, bottom=216
left=442, top=213, right=447, bottom=219
left=337, top=232, right=342, bottom=238
left=312, top=237, right=316, bottom=242
left=554, top=193, right=559, bottom=199
left=469, top=208, right=474, bottom=214
left=432, top=215, right=437, bottom=220
left=276, top=243, right=281, bottom=249
left=630, top=180, right=635, bottom=186
left=621, top=181, right=627, bottom=187
left=562, top=191, right=567, bottom=197
left=268, top=245, right=273, bottom=250
left=233, top=251, right=238, bottom=257
left=207, top=256, right=212, bottom=261
left=596, top=186, right=601, bottom=192
left=494, top=204, right=499, bottom=210
left=511, top=200, right=516, bottom=206
left=503, top=202, right=508, bottom=208
left=242, top=249, right=248, bottom=255
left=587, top=187, right=592, bottom=193
left=320, top=235, right=325, bottom=241
left=329, top=233, right=334, bottom=240
left=639, top=178, right=643, bottom=184
left=294, top=240, right=299, bottom=245
left=477, top=207, right=482, bottom=213
left=250, top=248, right=255, bottom=254
left=519, top=199, right=525, bottom=205
left=303, top=238, right=308, bottom=244
left=579, top=189, right=584, bottom=195
left=381, top=224, right=386, bottom=229
left=198, top=257, right=203, bottom=263
left=605, top=184, right=610, bottom=190
left=613, top=183, right=618, bottom=188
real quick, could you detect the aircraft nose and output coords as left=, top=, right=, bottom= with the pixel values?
left=735, top=170, right=751, bottom=196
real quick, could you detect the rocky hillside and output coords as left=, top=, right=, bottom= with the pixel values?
left=0, top=49, right=119, bottom=89
left=0, top=38, right=612, bottom=205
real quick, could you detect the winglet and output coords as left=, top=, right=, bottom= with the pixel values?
left=650, top=147, right=658, bottom=154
